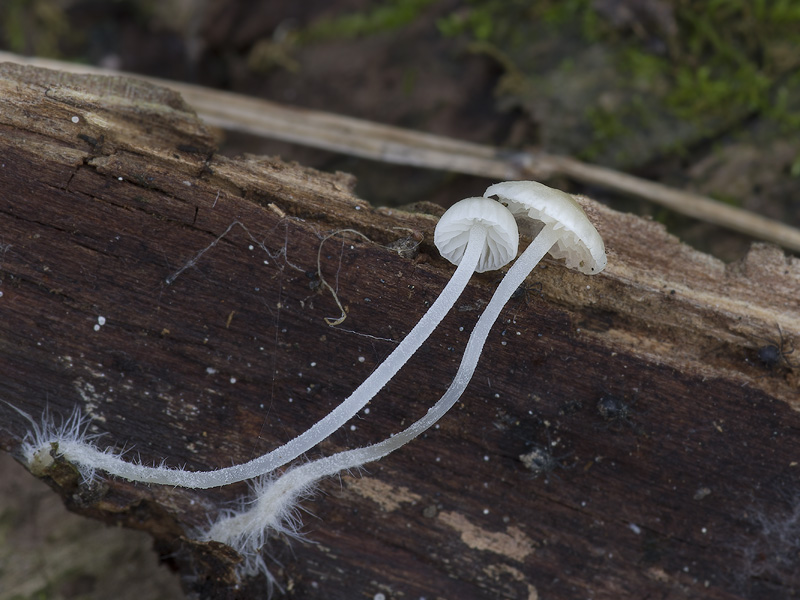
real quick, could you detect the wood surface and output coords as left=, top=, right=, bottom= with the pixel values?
left=4, top=51, right=800, bottom=254
left=1, top=61, right=799, bottom=600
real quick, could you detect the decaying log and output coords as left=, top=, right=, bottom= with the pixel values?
left=5, top=51, right=800, bottom=254
left=1, top=62, right=799, bottom=600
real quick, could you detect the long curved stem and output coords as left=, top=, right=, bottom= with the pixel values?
left=46, top=226, right=491, bottom=488
left=326, top=223, right=561, bottom=468
left=207, top=225, right=561, bottom=546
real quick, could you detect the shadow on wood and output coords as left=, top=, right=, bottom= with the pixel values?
left=0, top=62, right=799, bottom=599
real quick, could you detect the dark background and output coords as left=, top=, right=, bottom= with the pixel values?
left=3, top=0, right=799, bottom=262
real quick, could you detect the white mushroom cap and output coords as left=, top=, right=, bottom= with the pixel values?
left=434, top=197, right=519, bottom=273
left=485, top=181, right=607, bottom=275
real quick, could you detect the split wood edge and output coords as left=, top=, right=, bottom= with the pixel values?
left=1, top=51, right=799, bottom=253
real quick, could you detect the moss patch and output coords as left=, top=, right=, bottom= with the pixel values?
left=437, top=0, right=800, bottom=169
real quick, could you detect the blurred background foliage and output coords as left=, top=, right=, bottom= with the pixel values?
left=1, top=0, right=799, bottom=262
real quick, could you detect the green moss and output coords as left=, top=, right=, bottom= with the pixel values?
left=437, top=0, right=596, bottom=43
left=580, top=106, right=627, bottom=161
left=540, top=0, right=597, bottom=37
left=439, top=1, right=565, bottom=47
left=438, top=9, right=490, bottom=41
left=791, top=152, right=800, bottom=178
left=2, top=0, right=25, bottom=53
left=663, top=1, right=800, bottom=127
left=622, top=48, right=668, bottom=85
left=300, top=0, right=436, bottom=42
left=0, top=0, right=73, bottom=58
left=767, top=72, right=800, bottom=130
left=659, top=6, right=776, bottom=120
left=440, top=0, right=800, bottom=164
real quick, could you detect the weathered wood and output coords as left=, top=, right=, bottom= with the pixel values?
left=1, top=62, right=799, bottom=600
left=5, top=51, right=800, bottom=254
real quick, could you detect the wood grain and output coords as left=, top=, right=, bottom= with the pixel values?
left=1, top=62, right=799, bottom=600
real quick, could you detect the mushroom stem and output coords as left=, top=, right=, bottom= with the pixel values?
left=206, top=225, right=564, bottom=555
left=20, top=226, right=496, bottom=489
left=347, top=224, right=563, bottom=451
left=242, top=223, right=490, bottom=473
left=208, top=182, right=609, bottom=572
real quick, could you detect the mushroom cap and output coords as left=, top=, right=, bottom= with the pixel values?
left=434, top=197, right=519, bottom=273
left=485, top=180, right=607, bottom=275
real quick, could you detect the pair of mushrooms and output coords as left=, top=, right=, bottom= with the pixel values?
left=203, top=180, right=607, bottom=575
left=19, top=180, right=606, bottom=579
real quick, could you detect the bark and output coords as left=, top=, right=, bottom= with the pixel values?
left=1, top=62, right=799, bottom=600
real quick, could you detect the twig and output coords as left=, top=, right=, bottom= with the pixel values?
left=3, top=51, right=800, bottom=252
left=316, top=229, right=373, bottom=327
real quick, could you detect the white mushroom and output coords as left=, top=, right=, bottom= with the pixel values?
left=205, top=182, right=608, bottom=572
left=17, top=198, right=518, bottom=489
left=242, top=196, right=518, bottom=479
left=408, top=180, right=606, bottom=437
left=367, top=183, right=604, bottom=446
left=485, top=180, right=606, bottom=274
left=433, top=196, right=519, bottom=274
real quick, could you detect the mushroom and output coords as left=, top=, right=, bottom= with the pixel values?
left=411, top=180, right=606, bottom=437
left=486, top=180, right=606, bottom=275
left=205, top=181, right=608, bottom=573
left=16, top=197, right=519, bottom=489
left=236, top=196, right=519, bottom=479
